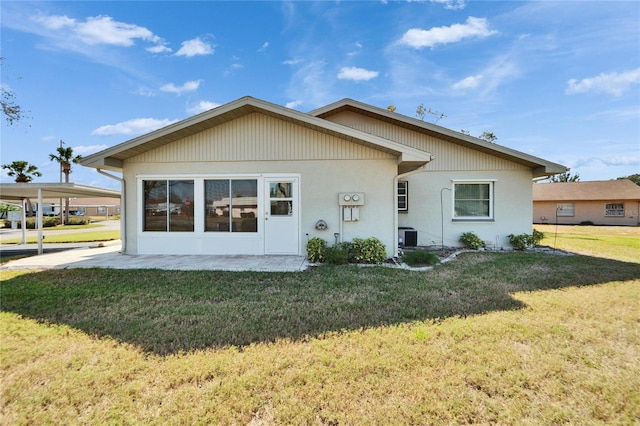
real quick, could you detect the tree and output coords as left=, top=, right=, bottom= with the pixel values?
left=460, top=129, right=498, bottom=143
left=1, top=160, right=42, bottom=217
left=49, top=143, right=82, bottom=224
left=1, top=58, right=25, bottom=125
left=478, top=131, right=497, bottom=143
left=415, top=103, right=446, bottom=124
left=548, top=171, right=580, bottom=183
left=2, top=160, right=41, bottom=183
left=617, top=174, right=640, bottom=186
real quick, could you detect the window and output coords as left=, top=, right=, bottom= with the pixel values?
left=453, top=181, right=493, bottom=220
left=205, top=179, right=258, bottom=232
left=556, top=203, right=574, bottom=217
left=605, top=203, right=624, bottom=217
left=269, top=182, right=293, bottom=216
left=397, top=181, right=408, bottom=212
left=143, top=180, right=194, bottom=232
left=97, top=207, right=106, bottom=214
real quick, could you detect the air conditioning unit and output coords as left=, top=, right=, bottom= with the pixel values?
left=398, top=227, right=418, bottom=247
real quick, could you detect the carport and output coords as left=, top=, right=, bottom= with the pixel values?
left=0, top=182, right=121, bottom=254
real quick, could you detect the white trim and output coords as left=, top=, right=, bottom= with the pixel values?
left=452, top=181, right=495, bottom=221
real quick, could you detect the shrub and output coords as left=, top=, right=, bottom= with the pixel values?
left=459, top=232, right=484, bottom=250
left=351, top=237, right=387, bottom=264
left=531, top=229, right=544, bottom=246
left=402, top=250, right=439, bottom=267
left=23, top=217, right=60, bottom=229
left=580, top=221, right=594, bottom=226
left=324, top=243, right=350, bottom=265
left=306, top=237, right=327, bottom=263
left=508, top=231, right=544, bottom=251
left=67, top=216, right=91, bottom=225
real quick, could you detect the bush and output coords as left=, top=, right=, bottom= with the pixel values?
left=23, top=217, right=60, bottom=229
left=402, top=250, right=439, bottom=267
left=351, top=237, right=387, bottom=264
left=324, top=243, right=351, bottom=265
left=310, top=237, right=387, bottom=265
left=580, top=221, right=594, bottom=226
left=508, top=230, right=544, bottom=251
left=531, top=229, right=544, bottom=246
left=460, top=232, right=484, bottom=250
left=67, top=216, right=91, bottom=225
left=306, top=237, right=327, bottom=263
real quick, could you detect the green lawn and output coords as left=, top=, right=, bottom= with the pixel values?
left=2, top=251, right=639, bottom=424
left=1, top=230, right=120, bottom=244
left=534, top=224, right=639, bottom=263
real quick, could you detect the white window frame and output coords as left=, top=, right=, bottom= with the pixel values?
left=556, top=203, right=574, bottom=217
left=604, top=203, right=624, bottom=217
left=397, top=181, right=408, bottom=212
left=452, top=180, right=495, bottom=221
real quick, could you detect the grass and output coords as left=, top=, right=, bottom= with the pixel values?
left=0, top=230, right=120, bottom=244
left=534, top=224, right=639, bottom=263
left=2, top=251, right=639, bottom=424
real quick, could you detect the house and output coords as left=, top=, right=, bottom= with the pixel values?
left=533, top=180, right=640, bottom=226
left=37, top=197, right=121, bottom=217
left=80, top=96, right=566, bottom=257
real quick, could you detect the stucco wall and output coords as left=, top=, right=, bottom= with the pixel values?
left=534, top=200, right=640, bottom=226
left=398, top=169, right=535, bottom=249
left=123, top=158, right=398, bottom=255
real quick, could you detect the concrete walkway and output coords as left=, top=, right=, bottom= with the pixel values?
left=0, top=241, right=309, bottom=272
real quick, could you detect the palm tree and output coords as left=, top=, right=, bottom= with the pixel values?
left=2, top=160, right=41, bottom=182
left=1, top=160, right=42, bottom=217
left=49, top=144, right=82, bottom=224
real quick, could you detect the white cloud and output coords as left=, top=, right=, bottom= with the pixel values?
left=160, top=80, right=202, bottom=95
left=283, top=58, right=303, bottom=66
left=399, top=17, right=497, bottom=49
left=187, top=101, right=220, bottom=115
left=224, top=63, right=244, bottom=76
left=566, top=68, right=640, bottom=97
left=34, top=14, right=76, bottom=30
left=147, top=44, right=172, bottom=54
left=429, top=0, right=467, bottom=10
left=176, top=37, right=214, bottom=57
left=573, top=155, right=640, bottom=168
left=33, top=14, right=162, bottom=47
left=258, top=41, right=269, bottom=52
left=452, top=75, right=482, bottom=90
left=91, top=118, right=177, bottom=136
left=286, top=100, right=303, bottom=109
left=337, top=66, right=379, bottom=81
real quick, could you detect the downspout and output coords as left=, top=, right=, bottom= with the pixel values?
left=97, top=169, right=126, bottom=254
left=393, top=162, right=430, bottom=258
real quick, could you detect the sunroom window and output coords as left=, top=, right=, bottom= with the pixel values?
left=143, top=180, right=194, bottom=232
left=205, top=179, right=258, bottom=232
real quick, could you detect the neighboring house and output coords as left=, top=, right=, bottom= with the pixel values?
left=80, top=96, right=566, bottom=257
left=533, top=180, right=640, bottom=226
left=38, top=197, right=121, bottom=217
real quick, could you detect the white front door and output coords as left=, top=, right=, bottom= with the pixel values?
left=264, top=177, right=299, bottom=254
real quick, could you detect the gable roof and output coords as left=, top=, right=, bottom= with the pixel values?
left=80, top=96, right=433, bottom=173
left=310, top=98, right=567, bottom=178
left=533, top=179, right=640, bottom=201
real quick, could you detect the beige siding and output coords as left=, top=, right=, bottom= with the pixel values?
left=127, top=112, right=394, bottom=164
left=325, top=111, right=528, bottom=172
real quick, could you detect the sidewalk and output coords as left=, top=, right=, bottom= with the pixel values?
left=0, top=241, right=309, bottom=272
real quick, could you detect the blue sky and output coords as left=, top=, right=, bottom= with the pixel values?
left=1, top=1, right=639, bottom=189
